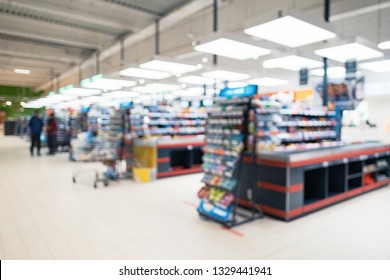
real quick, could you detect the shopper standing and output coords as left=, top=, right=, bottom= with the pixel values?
left=46, top=112, right=58, bottom=155
left=29, top=110, right=44, bottom=156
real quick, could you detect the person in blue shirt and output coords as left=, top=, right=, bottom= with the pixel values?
left=29, top=110, right=44, bottom=156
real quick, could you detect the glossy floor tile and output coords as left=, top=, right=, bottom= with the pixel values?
left=0, top=136, right=389, bottom=260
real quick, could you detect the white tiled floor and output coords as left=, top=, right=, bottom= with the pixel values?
left=1, top=136, right=390, bottom=260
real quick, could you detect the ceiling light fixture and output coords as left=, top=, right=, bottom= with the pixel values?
left=139, top=58, right=198, bottom=74
left=311, top=66, right=346, bottom=78
left=81, top=75, right=136, bottom=90
left=146, top=83, right=181, bottom=91
left=244, top=8, right=336, bottom=48
left=248, top=77, right=289, bottom=87
left=194, top=34, right=271, bottom=60
left=314, top=42, right=383, bottom=62
left=14, top=69, right=31, bottom=74
left=202, top=70, right=250, bottom=81
left=120, top=67, right=171, bottom=80
left=64, top=87, right=101, bottom=97
left=263, top=55, right=323, bottom=71
left=102, top=91, right=141, bottom=99
left=227, top=82, right=249, bottom=88
left=178, top=75, right=215, bottom=85
left=360, top=59, right=390, bottom=73
left=378, top=41, right=390, bottom=49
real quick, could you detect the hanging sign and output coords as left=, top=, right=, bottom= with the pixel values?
left=299, top=67, right=309, bottom=85
left=219, top=84, right=258, bottom=98
left=345, top=59, right=357, bottom=81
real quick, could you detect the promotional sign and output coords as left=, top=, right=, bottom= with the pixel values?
left=219, top=84, right=258, bottom=98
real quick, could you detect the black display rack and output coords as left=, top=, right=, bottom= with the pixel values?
left=197, top=96, right=263, bottom=228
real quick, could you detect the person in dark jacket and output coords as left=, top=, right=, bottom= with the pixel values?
left=46, top=112, right=58, bottom=155
left=29, top=110, right=44, bottom=156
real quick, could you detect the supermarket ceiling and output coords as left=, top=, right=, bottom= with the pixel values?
left=0, top=0, right=390, bottom=91
left=0, top=0, right=192, bottom=88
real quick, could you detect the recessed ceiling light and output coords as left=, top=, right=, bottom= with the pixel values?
left=5, top=101, right=12, bottom=106
left=178, top=75, right=215, bottom=85
left=248, top=77, right=289, bottom=87
left=263, top=55, right=323, bottom=71
left=378, top=41, right=390, bottom=49
left=119, top=67, right=171, bottom=80
left=14, top=69, right=31, bottom=74
left=202, top=70, right=250, bottom=81
left=139, top=59, right=198, bottom=74
left=311, top=66, right=346, bottom=78
left=244, top=9, right=336, bottom=48
left=195, top=37, right=271, bottom=60
left=314, top=42, right=383, bottom=62
left=360, top=59, right=390, bottom=73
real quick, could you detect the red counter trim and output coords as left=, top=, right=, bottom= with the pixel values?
left=257, top=159, right=287, bottom=168
left=157, top=157, right=169, bottom=163
left=257, top=181, right=303, bottom=193
left=237, top=199, right=301, bottom=219
left=157, top=166, right=202, bottom=178
left=242, top=156, right=254, bottom=163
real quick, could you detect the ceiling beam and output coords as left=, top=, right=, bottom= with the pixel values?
left=0, top=49, right=80, bottom=64
left=102, top=0, right=163, bottom=17
left=0, top=0, right=127, bottom=32
left=0, top=29, right=100, bottom=50
left=35, top=0, right=212, bottom=92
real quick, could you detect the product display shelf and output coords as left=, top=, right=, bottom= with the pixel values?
left=55, top=113, right=72, bottom=151
left=238, top=141, right=390, bottom=221
left=131, top=107, right=207, bottom=137
left=197, top=96, right=263, bottom=228
left=277, top=108, right=337, bottom=144
left=130, top=106, right=207, bottom=178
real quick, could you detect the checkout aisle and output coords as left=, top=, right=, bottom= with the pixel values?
left=1, top=136, right=390, bottom=260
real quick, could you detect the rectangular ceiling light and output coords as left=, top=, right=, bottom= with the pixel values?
left=119, top=67, right=171, bottom=80
left=263, top=55, right=323, bottom=71
left=244, top=9, right=336, bottom=48
left=202, top=70, right=250, bottom=81
left=248, top=77, right=289, bottom=87
left=64, top=87, right=101, bottom=97
left=194, top=37, right=271, bottom=60
left=360, top=59, right=390, bottom=73
left=140, top=59, right=198, bottom=74
left=146, top=83, right=181, bottom=91
left=103, top=91, right=141, bottom=99
left=132, top=86, right=159, bottom=93
left=14, top=68, right=31, bottom=74
left=311, top=66, right=346, bottom=78
left=227, top=82, right=249, bottom=88
left=314, top=43, right=383, bottom=62
left=178, top=75, right=215, bottom=85
left=82, top=78, right=136, bottom=90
